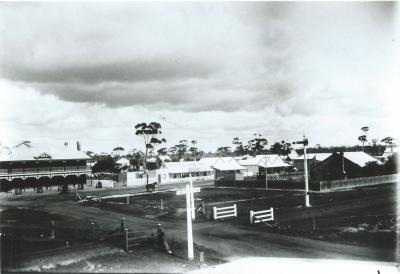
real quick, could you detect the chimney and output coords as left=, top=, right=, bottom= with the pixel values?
left=77, top=141, right=81, bottom=151
left=64, top=142, right=68, bottom=147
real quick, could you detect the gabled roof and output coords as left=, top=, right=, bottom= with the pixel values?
left=158, top=155, right=171, bottom=162
left=291, top=152, right=332, bottom=161
left=290, top=153, right=316, bottom=160
left=237, top=157, right=262, bottom=166
left=116, top=158, right=130, bottom=165
left=0, top=142, right=90, bottom=162
left=342, top=151, right=381, bottom=167
left=383, top=146, right=398, bottom=155
left=199, top=157, right=245, bottom=171
left=313, top=153, right=333, bottom=162
left=162, top=161, right=213, bottom=173
left=254, top=154, right=292, bottom=168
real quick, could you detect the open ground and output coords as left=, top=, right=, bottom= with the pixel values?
left=1, top=181, right=398, bottom=273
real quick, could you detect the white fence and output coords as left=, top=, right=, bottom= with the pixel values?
left=319, top=174, right=398, bottom=192
left=95, top=180, right=115, bottom=188
left=249, top=208, right=274, bottom=224
left=212, top=204, right=237, bottom=220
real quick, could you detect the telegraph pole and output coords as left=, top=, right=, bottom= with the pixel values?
left=185, top=184, right=194, bottom=260
left=176, top=184, right=200, bottom=261
left=303, top=136, right=310, bottom=207
left=189, top=173, right=195, bottom=221
left=293, top=136, right=311, bottom=207
left=264, top=156, right=268, bottom=195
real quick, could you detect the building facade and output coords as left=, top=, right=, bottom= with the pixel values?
left=0, top=141, right=91, bottom=193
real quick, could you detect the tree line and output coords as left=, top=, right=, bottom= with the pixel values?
left=89, top=122, right=396, bottom=174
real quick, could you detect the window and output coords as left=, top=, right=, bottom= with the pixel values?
left=170, top=173, right=180, bottom=179
left=182, top=173, right=189, bottom=178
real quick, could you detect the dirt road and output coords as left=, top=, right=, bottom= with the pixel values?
left=1, top=183, right=397, bottom=272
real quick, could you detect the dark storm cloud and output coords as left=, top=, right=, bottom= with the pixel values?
left=35, top=79, right=292, bottom=112
left=0, top=2, right=300, bottom=113
left=1, top=2, right=395, bottom=116
left=2, top=59, right=218, bottom=84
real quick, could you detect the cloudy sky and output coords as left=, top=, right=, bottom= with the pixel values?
left=0, top=2, right=399, bottom=154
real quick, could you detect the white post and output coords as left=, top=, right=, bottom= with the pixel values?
left=185, top=184, right=194, bottom=261
left=212, top=206, right=217, bottom=220
left=189, top=173, right=195, bottom=221
left=264, top=157, right=268, bottom=193
left=249, top=210, right=254, bottom=224
left=270, top=207, right=274, bottom=221
left=303, top=138, right=310, bottom=207
left=234, top=204, right=237, bottom=217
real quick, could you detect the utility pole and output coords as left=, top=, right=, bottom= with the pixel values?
left=185, top=184, right=194, bottom=260
left=264, top=156, right=268, bottom=195
left=293, top=136, right=310, bottom=207
left=176, top=184, right=200, bottom=261
left=189, top=173, right=195, bottom=221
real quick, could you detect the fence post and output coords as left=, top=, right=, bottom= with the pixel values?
left=234, top=204, right=237, bottom=217
left=50, top=220, right=55, bottom=239
left=249, top=210, right=254, bottom=224
left=199, top=251, right=205, bottom=264
left=124, top=228, right=128, bottom=252
left=270, top=207, right=274, bottom=221
left=90, top=221, right=94, bottom=238
left=157, top=224, right=162, bottom=241
left=126, top=196, right=129, bottom=205
left=312, top=216, right=316, bottom=231
left=212, top=207, right=217, bottom=220
left=121, top=218, right=126, bottom=232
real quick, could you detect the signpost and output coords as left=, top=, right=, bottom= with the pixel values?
left=293, top=136, right=311, bottom=207
left=189, top=174, right=195, bottom=220
left=264, top=156, right=268, bottom=194
left=176, top=184, right=200, bottom=261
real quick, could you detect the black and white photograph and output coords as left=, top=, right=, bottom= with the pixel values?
left=0, top=1, right=399, bottom=273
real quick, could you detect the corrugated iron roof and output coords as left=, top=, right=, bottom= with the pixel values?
left=0, top=142, right=90, bottom=162
left=342, top=151, right=381, bottom=167
left=163, top=161, right=213, bottom=173
left=199, top=157, right=245, bottom=171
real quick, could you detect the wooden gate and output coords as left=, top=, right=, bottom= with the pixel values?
left=212, top=204, right=237, bottom=220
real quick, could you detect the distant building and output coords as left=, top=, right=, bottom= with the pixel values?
left=0, top=141, right=91, bottom=193
left=199, top=157, right=246, bottom=181
left=159, top=161, right=214, bottom=184
left=289, top=154, right=316, bottom=172
left=158, top=155, right=171, bottom=162
left=311, top=151, right=381, bottom=181
left=382, top=145, right=398, bottom=161
left=116, top=158, right=130, bottom=169
left=121, top=160, right=214, bottom=187
left=236, top=154, right=293, bottom=178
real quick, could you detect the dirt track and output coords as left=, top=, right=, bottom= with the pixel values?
left=1, top=183, right=398, bottom=272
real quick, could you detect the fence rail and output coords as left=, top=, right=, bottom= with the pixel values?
left=250, top=208, right=274, bottom=224
left=319, top=174, right=398, bottom=192
left=212, top=204, right=237, bottom=220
